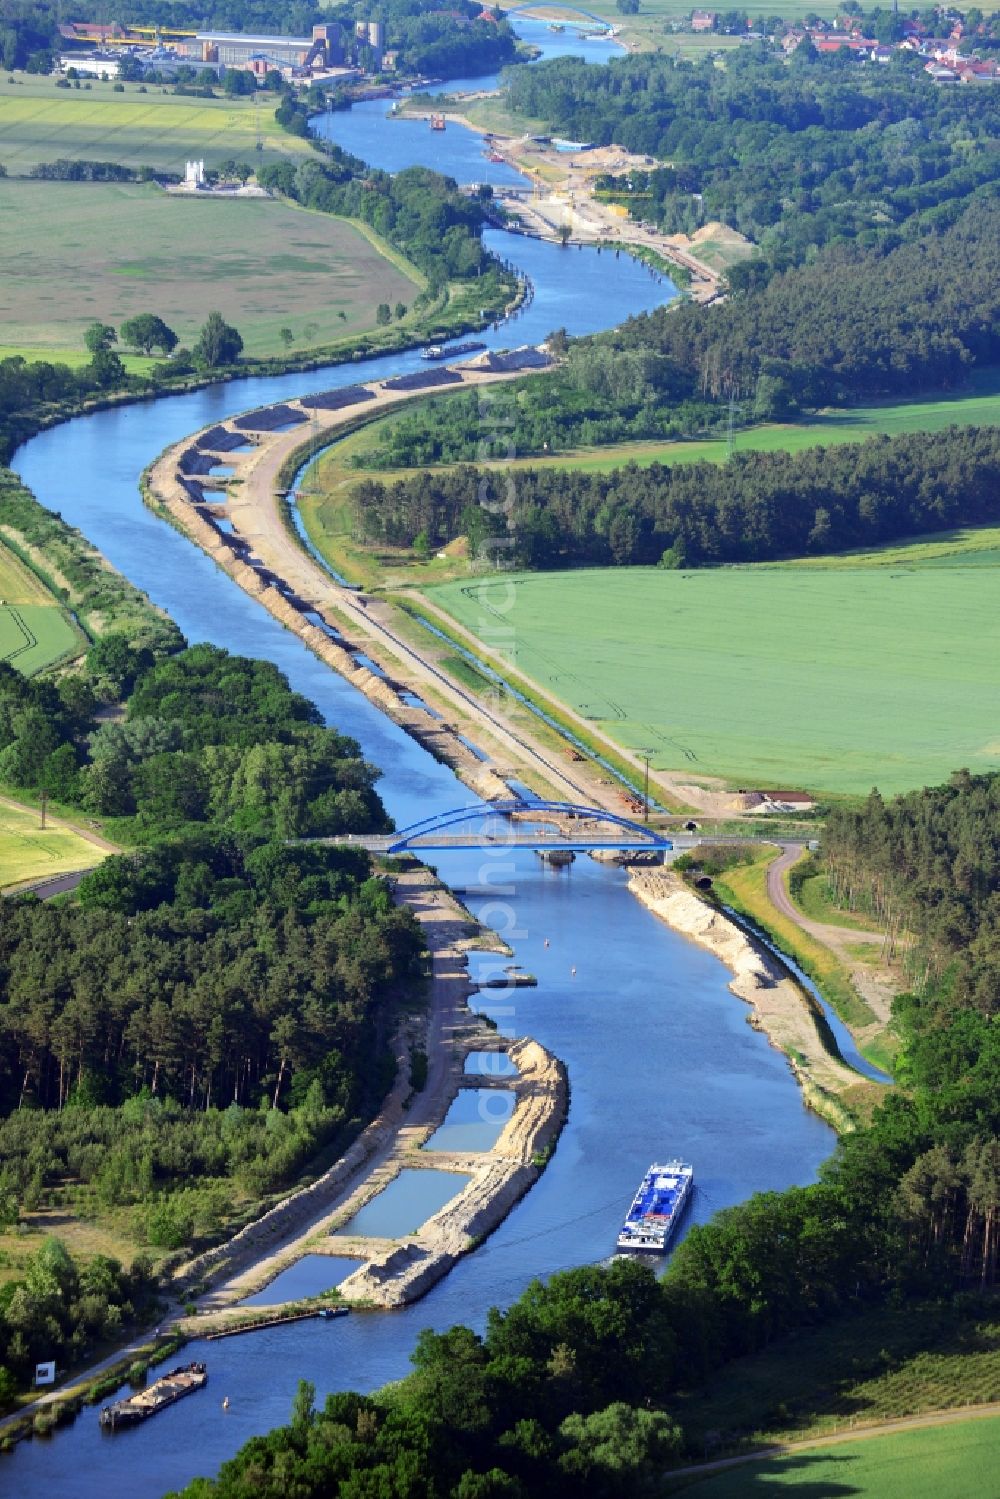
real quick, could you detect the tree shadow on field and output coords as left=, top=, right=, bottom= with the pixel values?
left=685, top=1451, right=863, bottom=1498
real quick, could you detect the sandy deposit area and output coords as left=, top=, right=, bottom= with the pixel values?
left=180, top=870, right=566, bottom=1316
left=628, top=869, right=865, bottom=1125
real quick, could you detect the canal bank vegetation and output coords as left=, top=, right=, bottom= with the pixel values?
left=705, top=846, right=895, bottom=1060
left=0, top=467, right=180, bottom=658
left=0, top=643, right=427, bottom=1405
left=173, top=748, right=1000, bottom=1494
left=0, top=1235, right=161, bottom=1423
left=501, top=43, right=1000, bottom=275
left=341, top=195, right=1000, bottom=469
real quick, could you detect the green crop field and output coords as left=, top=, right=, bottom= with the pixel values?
left=0, top=540, right=84, bottom=674
left=676, top=1415, right=1000, bottom=1498
left=0, top=539, right=62, bottom=605
left=431, top=555, right=1000, bottom=796
left=0, top=798, right=103, bottom=889
left=0, top=603, right=82, bottom=675
left=0, top=74, right=310, bottom=174
left=0, top=181, right=420, bottom=358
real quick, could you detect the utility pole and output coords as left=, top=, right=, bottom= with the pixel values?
left=39, top=791, right=47, bottom=830
left=639, top=751, right=655, bottom=823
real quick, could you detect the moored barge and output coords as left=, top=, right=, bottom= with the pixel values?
left=99, top=1362, right=208, bottom=1430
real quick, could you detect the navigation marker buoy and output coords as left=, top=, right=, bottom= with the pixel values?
left=223, top=1397, right=230, bottom=1411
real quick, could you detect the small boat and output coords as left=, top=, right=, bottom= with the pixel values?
left=429, top=113, right=446, bottom=131
left=319, top=1305, right=350, bottom=1320
left=99, top=1363, right=208, bottom=1430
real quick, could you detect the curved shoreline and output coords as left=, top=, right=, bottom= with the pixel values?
left=627, top=869, right=879, bottom=1131
left=142, top=366, right=623, bottom=809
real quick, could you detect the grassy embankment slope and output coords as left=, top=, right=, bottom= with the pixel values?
left=0, top=72, right=310, bottom=174
left=0, top=180, right=422, bottom=362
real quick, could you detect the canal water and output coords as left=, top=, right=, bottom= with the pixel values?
left=424, top=1088, right=516, bottom=1152
left=1, top=26, right=837, bottom=1497
left=239, top=1256, right=365, bottom=1308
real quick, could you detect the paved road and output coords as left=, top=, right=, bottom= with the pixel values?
left=767, top=841, right=882, bottom=947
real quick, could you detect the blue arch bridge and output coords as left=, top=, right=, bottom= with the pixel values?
left=317, top=800, right=674, bottom=855
left=505, top=3, right=614, bottom=31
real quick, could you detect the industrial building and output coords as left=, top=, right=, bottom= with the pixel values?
left=178, top=23, right=346, bottom=71
left=57, top=18, right=381, bottom=85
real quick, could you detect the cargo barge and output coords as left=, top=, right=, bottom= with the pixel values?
left=98, top=1362, right=208, bottom=1430
left=617, top=1161, right=693, bottom=1253
left=421, top=341, right=486, bottom=361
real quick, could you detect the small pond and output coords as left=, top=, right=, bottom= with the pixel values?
left=424, top=1088, right=516, bottom=1153
left=464, top=1051, right=519, bottom=1079
left=333, top=1169, right=470, bottom=1239
left=239, top=1255, right=366, bottom=1306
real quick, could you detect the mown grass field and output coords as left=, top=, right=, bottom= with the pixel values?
left=0, top=604, right=81, bottom=674
left=675, top=1416, right=1000, bottom=1498
left=0, top=344, right=155, bottom=373
left=0, top=540, right=83, bottom=674
left=0, top=182, right=420, bottom=358
left=431, top=557, right=1000, bottom=796
left=0, top=799, right=102, bottom=889
left=0, top=74, right=310, bottom=173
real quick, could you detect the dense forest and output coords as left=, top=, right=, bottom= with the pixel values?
left=351, top=423, right=1000, bottom=568
left=825, top=771, right=1000, bottom=1098
left=502, top=41, right=1000, bottom=272
left=0, top=641, right=389, bottom=835
left=358, top=195, right=1000, bottom=473
left=0, top=638, right=422, bottom=1392
left=173, top=821, right=1000, bottom=1496
left=0, top=0, right=515, bottom=79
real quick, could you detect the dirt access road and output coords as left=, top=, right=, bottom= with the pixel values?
left=766, top=842, right=897, bottom=1030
